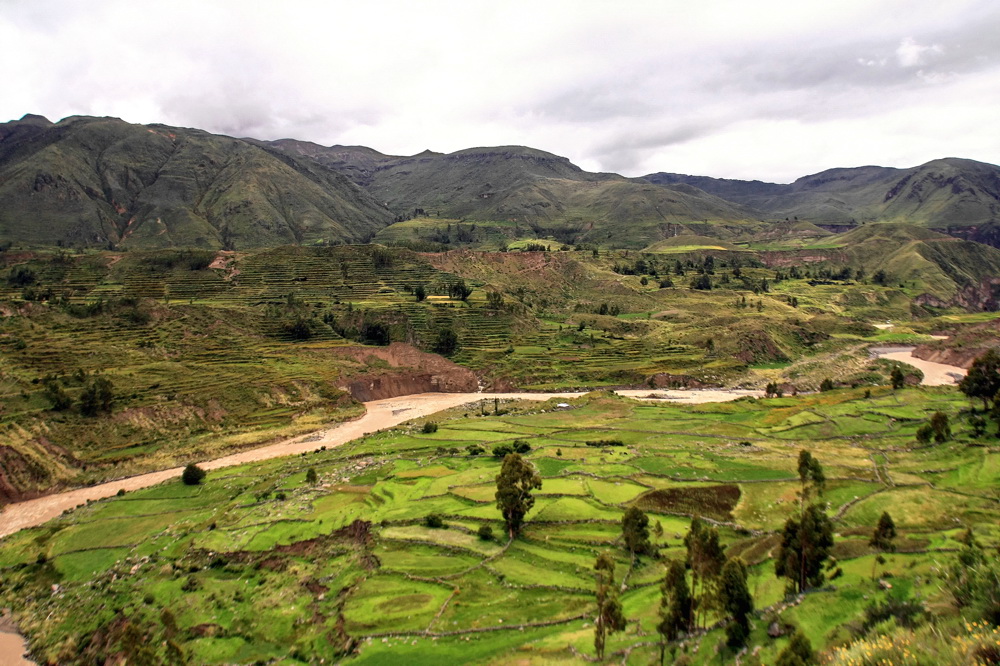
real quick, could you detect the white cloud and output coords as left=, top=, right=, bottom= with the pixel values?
left=1, top=0, right=999, bottom=181
left=896, top=37, right=943, bottom=67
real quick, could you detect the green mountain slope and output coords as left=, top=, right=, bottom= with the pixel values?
left=263, top=142, right=763, bottom=247
left=0, top=115, right=393, bottom=249
left=646, top=158, right=1000, bottom=233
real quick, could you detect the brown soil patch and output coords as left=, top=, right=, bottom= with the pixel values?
left=633, top=484, right=741, bottom=521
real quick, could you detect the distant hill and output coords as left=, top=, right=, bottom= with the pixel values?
left=0, top=115, right=393, bottom=249
left=263, top=142, right=763, bottom=247
left=645, top=158, right=1000, bottom=238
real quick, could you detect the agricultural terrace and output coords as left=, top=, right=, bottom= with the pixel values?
left=1, top=387, right=997, bottom=664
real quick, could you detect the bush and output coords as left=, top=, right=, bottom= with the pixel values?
left=182, top=464, right=206, bottom=486
left=477, top=524, right=494, bottom=541
left=820, top=378, right=835, bottom=392
left=493, top=440, right=531, bottom=458
left=586, top=439, right=624, bottom=447
left=466, top=444, right=485, bottom=456
left=305, top=468, right=318, bottom=484
left=422, top=422, right=439, bottom=434
left=424, top=514, right=444, bottom=528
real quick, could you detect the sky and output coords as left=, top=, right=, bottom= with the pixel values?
left=2, top=0, right=999, bottom=182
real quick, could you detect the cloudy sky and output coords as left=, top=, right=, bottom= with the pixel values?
left=2, top=0, right=999, bottom=182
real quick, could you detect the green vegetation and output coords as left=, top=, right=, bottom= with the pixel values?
left=2, top=387, right=994, bottom=663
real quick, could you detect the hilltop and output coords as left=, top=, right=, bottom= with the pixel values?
left=0, top=115, right=393, bottom=250
left=647, top=157, right=1000, bottom=239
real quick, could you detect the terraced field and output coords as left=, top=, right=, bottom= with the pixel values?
left=1, top=388, right=996, bottom=664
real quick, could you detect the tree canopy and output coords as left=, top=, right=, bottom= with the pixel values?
left=959, top=349, right=1000, bottom=409
left=775, top=504, right=834, bottom=594
left=495, top=453, right=541, bottom=537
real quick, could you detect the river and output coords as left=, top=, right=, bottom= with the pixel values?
left=870, top=346, right=967, bottom=386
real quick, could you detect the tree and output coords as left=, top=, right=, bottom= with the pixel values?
left=495, top=453, right=541, bottom=538
left=182, top=464, right=206, bottom=486
left=621, top=506, right=651, bottom=557
left=929, top=411, right=951, bottom=443
left=414, top=284, right=427, bottom=301
left=890, top=365, right=906, bottom=389
left=434, top=328, right=459, bottom=356
left=797, top=450, right=825, bottom=504
left=959, top=349, right=1000, bottom=410
left=449, top=279, right=473, bottom=301
left=869, top=511, right=897, bottom=581
left=594, top=552, right=626, bottom=661
left=657, top=560, right=692, bottom=663
left=43, top=379, right=72, bottom=411
left=819, top=378, right=834, bottom=392
left=79, top=376, right=114, bottom=416
left=684, top=517, right=725, bottom=628
left=486, top=291, right=504, bottom=309
left=719, top=557, right=754, bottom=649
left=775, top=504, right=835, bottom=594
left=305, top=468, right=318, bottom=485
left=776, top=629, right=816, bottom=666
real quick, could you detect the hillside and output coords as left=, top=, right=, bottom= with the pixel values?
left=1, top=388, right=996, bottom=664
left=646, top=158, right=1000, bottom=235
left=0, top=115, right=393, bottom=249
left=262, top=142, right=763, bottom=248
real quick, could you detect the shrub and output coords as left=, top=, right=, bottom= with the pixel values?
left=422, top=422, right=439, bottom=434
left=424, top=514, right=444, bottom=528
left=586, top=439, right=624, bottom=447
left=820, top=378, right=835, bottom=392
left=182, top=464, right=206, bottom=486
left=305, top=468, right=318, bottom=484
left=477, top=524, right=494, bottom=541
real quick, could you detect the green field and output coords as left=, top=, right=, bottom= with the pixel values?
left=1, top=387, right=996, bottom=664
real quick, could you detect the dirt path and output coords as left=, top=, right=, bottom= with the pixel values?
left=872, top=347, right=967, bottom=386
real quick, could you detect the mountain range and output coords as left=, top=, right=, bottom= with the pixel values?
left=2, top=114, right=1000, bottom=249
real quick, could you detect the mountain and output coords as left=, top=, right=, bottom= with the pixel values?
left=262, top=142, right=763, bottom=247
left=645, top=158, right=1000, bottom=235
left=0, top=115, right=394, bottom=249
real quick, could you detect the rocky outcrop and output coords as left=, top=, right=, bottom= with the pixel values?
left=910, top=345, right=985, bottom=370
left=333, top=343, right=478, bottom=401
left=914, top=278, right=1000, bottom=312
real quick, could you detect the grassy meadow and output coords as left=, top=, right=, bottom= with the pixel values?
left=1, top=388, right=996, bottom=664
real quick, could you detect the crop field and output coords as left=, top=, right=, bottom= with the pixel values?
left=1, top=387, right=996, bottom=664
left=2, top=244, right=954, bottom=498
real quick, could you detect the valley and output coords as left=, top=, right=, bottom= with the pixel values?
left=1, top=113, right=999, bottom=665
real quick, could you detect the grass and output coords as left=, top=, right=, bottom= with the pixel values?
left=1, top=387, right=996, bottom=664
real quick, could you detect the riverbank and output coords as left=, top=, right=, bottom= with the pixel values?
left=0, top=388, right=764, bottom=540
left=0, top=611, right=32, bottom=666
left=870, top=346, right=967, bottom=386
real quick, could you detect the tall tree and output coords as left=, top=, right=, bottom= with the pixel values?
left=495, top=453, right=541, bottom=538
left=621, top=506, right=651, bottom=557
left=869, top=511, right=897, bottom=581
left=890, top=365, right=906, bottom=389
left=775, top=504, right=834, bottom=594
left=797, top=450, right=825, bottom=506
left=594, top=552, right=626, bottom=661
left=719, top=557, right=754, bottom=649
left=684, top=517, right=725, bottom=628
left=657, top=560, right=691, bottom=664
left=959, top=349, right=1000, bottom=410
